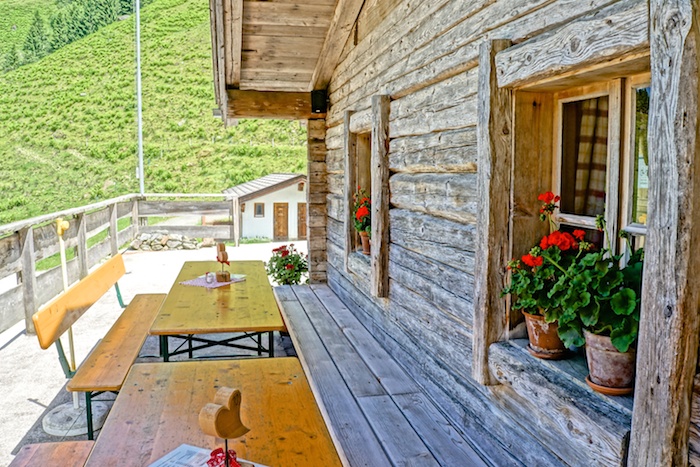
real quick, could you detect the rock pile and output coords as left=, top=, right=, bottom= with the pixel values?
left=130, top=231, right=216, bottom=251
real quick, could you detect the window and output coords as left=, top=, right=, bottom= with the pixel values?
left=241, top=203, right=245, bottom=213
left=254, top=203, right=264, bottom=218
left=552, top=74, right=649, bottom=254
left=297, top=182, right=305, bottom=191
left=353, top=132, right=372, bottom=253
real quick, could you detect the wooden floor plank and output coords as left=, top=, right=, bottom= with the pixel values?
left=292, top=286, right=386, bottom=398
left=10, top=441, right=94, bottom=467
left=357, top=394, right=440, bottom=466
left=309, top=284, right=422, bottom=396
left=394, top=392, right=489, bottom=466
left=278, top=298, right=392, bottom=467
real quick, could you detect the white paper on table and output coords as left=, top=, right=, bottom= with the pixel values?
left=148, top=443, right=268, bottom=467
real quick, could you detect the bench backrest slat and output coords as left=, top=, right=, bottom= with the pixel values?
left=32, top=254, right=126, bottom=349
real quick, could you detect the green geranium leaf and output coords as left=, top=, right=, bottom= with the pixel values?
left=579, top=298, right=600, bottom=327
left=610, top=317, right=638, bottom=353
left=557, top=320, right=585, bottom=348
left=611, top=288, right=637, bottom=316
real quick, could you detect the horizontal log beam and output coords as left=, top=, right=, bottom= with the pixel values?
left=226, top=89, right=323, bottom=120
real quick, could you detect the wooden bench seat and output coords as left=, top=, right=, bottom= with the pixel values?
left=32, top=253, right=165, bottom=440
left=9, top=441, right=94, bottom=467
left=275, top=284, right=488, bottom=467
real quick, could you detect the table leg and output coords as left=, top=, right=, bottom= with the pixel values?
left=268, top=331, right=274, bottom=358
left=188, top=336, right=193, bottom=359
left=160, top=336, right=169, bottom=362
left=86, top=392, right=94, bottom=440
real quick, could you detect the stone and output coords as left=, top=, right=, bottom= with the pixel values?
left=166, top=240, right=181, bottom=249
left=141, top=244, right=152, bottom=251
left=183, top=242, right=196, bottom=250
left=139, top=233, right=150, bottom=242
left=201, top=238, right=216, bottom=248
left=170, top=234, right=183, bottom=241
left=160, top=235, right=170, bottom=246
left=152, top=244, right=164, bottom=251
left=130, top=239, right=142, bottom=250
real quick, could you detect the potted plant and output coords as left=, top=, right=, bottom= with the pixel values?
left=548, top=216, right=644, bottom=395
left=502, top=192, right=582, bottom=360
left=353, top=187, right=371, bottom=255
left=265, top=244, right=309, bottom=285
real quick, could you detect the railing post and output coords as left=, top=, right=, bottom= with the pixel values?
left=76, top=213, right=89, bottom=279
left=109, top=203, right=119, bottom=255
left=132, top=198, right=141, bottom=237
left=19, top=227, right=37, bottom=334
left=230, top=197, right=240, bottom=246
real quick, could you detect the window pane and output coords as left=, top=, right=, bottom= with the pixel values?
left=560, top=96, right=609, bottom=217
left=632, top=87, right=650, bottom=225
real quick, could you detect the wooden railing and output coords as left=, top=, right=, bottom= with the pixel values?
left=0, top=193, right=234, bottom=335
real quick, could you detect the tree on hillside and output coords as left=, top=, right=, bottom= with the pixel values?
left=3, top=46, right=20, bottom=73
left=50, top=9, right=72, bottom=51
left=23, top=12, right=49, bottom=64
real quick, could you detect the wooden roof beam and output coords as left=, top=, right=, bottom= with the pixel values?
left=226, top=89, right=322, bottom=120
left=310, top=0, right=365, bottom=92
left=225, top=0, right=243, bottom=87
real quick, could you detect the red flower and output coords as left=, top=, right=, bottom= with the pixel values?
left=538, top=191, right=555, bottom=203
left=540, top=231, right=578, bottom=251
left=573, top=229, right=586, bottom=241
left=522, top=254, right=543, bottom=267
left=281, top=250, right=289, bottom=257
left=355, top=205, right=370, bottom=220
left=285, top=264, right=294, bottom=270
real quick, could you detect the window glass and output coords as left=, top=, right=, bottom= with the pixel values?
left=631, top=87, right=650, bottom=225
left=254, top=203, right=264, bottom=217
left=560, top=96, right=609, bottom=217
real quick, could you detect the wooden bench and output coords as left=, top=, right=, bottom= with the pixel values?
left=10, top=441, right=94, bottom=467
left=275, top=284, right=489, bottom=467
left=32, top=253, right=165, bottom=440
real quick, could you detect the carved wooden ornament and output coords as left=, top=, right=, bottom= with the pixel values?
left=199, top=387, right=250, bottom=439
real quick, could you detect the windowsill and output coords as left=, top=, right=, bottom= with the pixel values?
left=350, top=250, right=371, bottom=264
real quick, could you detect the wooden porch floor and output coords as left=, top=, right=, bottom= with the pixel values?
left=274, top=284, right=488, bottom=467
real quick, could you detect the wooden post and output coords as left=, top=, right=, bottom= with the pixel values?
left=371, top=95, right=390, bottom=298
left=308, top=118, right=328, bottom=283
left=19, top=227, right=37, bottom=334
left=76, top=213, right=89, bottom=279
left=629, top=2, right=700, bottom=465
left=231, top=197, right=240, bottom=246
left=109, top=203, right=119, bottom=255
left=344, top=110, right=357, bottom=272
left=472, top=39, right=513, bottom=386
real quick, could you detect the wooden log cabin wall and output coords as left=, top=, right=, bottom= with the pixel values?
left=209, top=0, right=700, bottom=464
left=321, top=0, right=698, bottom=465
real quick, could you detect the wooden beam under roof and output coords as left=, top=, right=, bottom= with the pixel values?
left=311, top=0, right=365, bottom=91
left=226, top=89, right=323, bottom=120
left=224, top=0, right=243, bottom=87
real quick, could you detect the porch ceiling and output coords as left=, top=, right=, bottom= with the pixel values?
left=210, top=0, right=363, bottom=121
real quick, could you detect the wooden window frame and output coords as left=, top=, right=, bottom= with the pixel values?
left=343, top=95, right=390, bottom=298
left=254, top=203, right=264, bottom=218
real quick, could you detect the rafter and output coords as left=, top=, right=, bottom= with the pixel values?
left=310, top=0, right=365, bottom=91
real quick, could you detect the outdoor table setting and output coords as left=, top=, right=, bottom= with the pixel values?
left=84, top=358, right=342, bottom=466
left=149, top=251, right=287, bottom=361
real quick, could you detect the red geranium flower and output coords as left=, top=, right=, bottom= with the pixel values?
left=573, top=229, right=586, bottom=241
left=538, top=191, right=556, bottom=203
left=285, top=264, right=294, bottom=270
left=355, top=205, right=370, bottom=220
left=521, top=254, right=543, bottom=268
left=281, top=250, right=289, bottom=257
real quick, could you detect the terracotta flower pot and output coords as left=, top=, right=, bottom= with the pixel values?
left=584, top=330, right=635, bottom=396
left=522, top=311, right=568, bottom=360
left=359, top=231, right=370, bottom=255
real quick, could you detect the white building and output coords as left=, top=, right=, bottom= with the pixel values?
left=223, top=173, right=307, bottom=245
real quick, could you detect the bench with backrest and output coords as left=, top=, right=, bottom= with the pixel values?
left=32, top=253, right=165, bottom=440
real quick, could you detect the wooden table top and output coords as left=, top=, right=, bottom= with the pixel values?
left=85, top=358, right=343, bottom=467
left=150, top=261, right=286, bottom=335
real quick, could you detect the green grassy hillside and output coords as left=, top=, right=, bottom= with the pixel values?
left=0, top=0, right=307, bottom=224
left=0, top=0, right=56, bottom=55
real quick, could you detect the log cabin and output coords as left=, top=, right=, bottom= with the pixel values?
left=208, top=1, right=700, bottom=465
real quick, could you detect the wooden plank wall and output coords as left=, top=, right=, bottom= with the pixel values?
left=323, top=0, right=641, bottom=465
